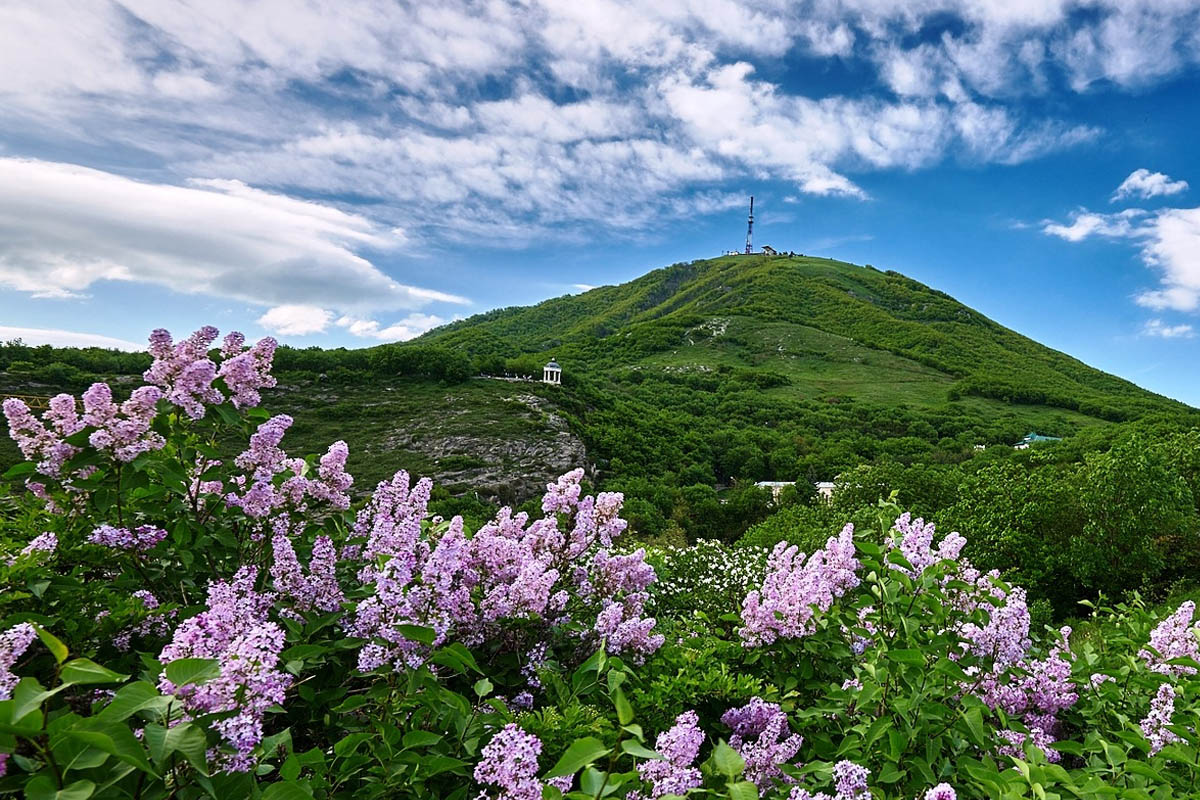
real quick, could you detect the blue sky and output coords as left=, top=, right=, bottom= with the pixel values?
left=2, top=1, right=1200, bottom=404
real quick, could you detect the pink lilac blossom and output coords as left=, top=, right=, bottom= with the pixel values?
left=158, top=568, right=291, bottom=771
left=144, top=327, right=224, bottom=419
left=352, top=468, right=658, bottom=672
left=832, top=761, right=870, bottom=800
left=473, top=724, right=545, bottom=800
left=3, top=395, right=82, bottom=477
left=1139, top=601, right=1200, bottom=677
left=925, top=784, right=957, bottom=800
left=271, top=534, right=345, bottom=614
left=88, top=524, right=166, bottom=552
left=19, top=531, right=57, bottom=558
left=633, top=710, right=704, bottom=800
left=80, top=383, right=165, bottom=462
left=888, top=512, right=965, bottom=577
left=0, top=751, right=7, bottom=777
left=740, top=524, right=861, bottom=647
left=1141, top=683, right=1182, bottom=755
left=218, top=336, right=277, bottom=409
left=0, top=623, right=37, bottom=699
left=722, top=698, right=803, bottom=791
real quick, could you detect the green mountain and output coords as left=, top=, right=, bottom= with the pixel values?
left=4, top=253, right=1196, bottom=540
left=418, top=253, right=1187, bottom=422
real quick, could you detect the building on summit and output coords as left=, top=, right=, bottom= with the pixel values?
left=542, top=359, right=562, bottom=386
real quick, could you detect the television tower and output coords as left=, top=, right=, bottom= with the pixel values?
left=744, top=196, right=754, bottom=254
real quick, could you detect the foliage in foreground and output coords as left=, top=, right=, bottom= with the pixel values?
left=2, top=326, right=1200, bottom=799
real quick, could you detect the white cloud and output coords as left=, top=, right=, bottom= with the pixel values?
left=1143, top=319, right=1195, bottom=339
left=1042, top=204, right=1200, bottom=313
left=0, top=0, right=1158, bottom=251
left=258, top=305, right=335, bottom=336
left=0, top=158, right=467, bottom=313
left=1041, top=209, right=1146, bottom=242
left=573, top=283, right=597, bottom=292
left=336, top=314, right=447, bottom=341
left=1112, top=168, right=1189, bottom=202
left=0, top=325, right=143, bottom=350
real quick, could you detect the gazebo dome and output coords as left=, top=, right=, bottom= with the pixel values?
left=545, top=360, right=560, bottom=369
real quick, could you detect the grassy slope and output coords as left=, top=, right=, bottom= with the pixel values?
left=420, top=254, right=1188, bottom=421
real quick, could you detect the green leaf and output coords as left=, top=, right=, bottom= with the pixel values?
left=261, top=782, right=314, bottom=800
left=60, top=659, right=128, bottom=687
left=143, top=722, right=209, bottom=774
left=545, top=737, right=610, bottom=779
left=396, top=624, right=436, bottom=645
left=2, top=461, right=35, bottom=479
left=887, top=649, right=925, bottom=667
left=474, top=678, right=493, bottom=698
left=163, top=658, right=221, bottom=688
left=727, top=781, right=759, bottom=800
left=620, top=740, right=661, bottom=760
left=963, top=706, right=987, bottom=749
left=68, top=721, right=156, bottom=776
left=97, top=682, right=169, bottom=722
left=712, top=741, right=746, bottom=779
left=613, top=687, right=633, bottom=726
left=34, top=625, right=69, bottom=665
left=402, top=730, right=442, bottom=749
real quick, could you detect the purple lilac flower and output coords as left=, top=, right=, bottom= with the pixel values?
left=635, top=711, right=704, bottom=799
left=1139, top=601, right=1200, bottom=677
left=3, top=396, right=81, bottom=478
left=473, top=724, right=545, bottom=800
left=218, top=336, right=277, bottom=409
left=832, top=761, right=870, bottom=800
left=740, top=524, right=861, bottom=646
left=888, top=513, right=965, bottom=577
left=80, top=383, right=165, bottom=462
left=925, top=784, right=957, bottom=800
left=143, top=327, right=225, bottom=419
left=19, top=531, right=57, bottom=558
left=1141, top=684, right=1181, bottom=755
left=722, top=698, right=803, bottom=790
left=271, top=534, right=345, bottom=613
left=1089, top=673, right=1114, bottom=689
left=158, top=568, right=291, bottom=772
left=88, top=524, right=167, bottom=552
left=0, top=623, right=37, bottom=699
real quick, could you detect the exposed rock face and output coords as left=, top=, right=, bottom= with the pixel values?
left=381, top=389, right=590, bottom=505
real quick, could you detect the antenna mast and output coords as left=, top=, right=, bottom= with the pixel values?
left=744, top=196, right=754, bottom=254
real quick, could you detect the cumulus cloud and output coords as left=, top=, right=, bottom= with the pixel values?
left=1042, top=209, right=1147, bottom=242
left=1043, top=203, right=1200, bottom=313
left=335, top=314, right=447, bottom=341
left=0, top=325, right=143, bottom=350
left=257, top=305, right=335, bottom=336
left=1112, top=168, right=1189, bottom=202
left=1143, top=319, right=1195, bottom=339
left=0, top=158, right=467, bottom=312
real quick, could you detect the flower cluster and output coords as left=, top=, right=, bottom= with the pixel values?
left=351, top=468, right=661, bottom=673
left=1139, top=601, right=1200, bottom=677
left=18, top=531, right=57, bottom=559
left=158, top=568, right=291, bottom=771
left=271, top=534, right=345, bottom=614
left=888, top=512, right=966, bottom=577
left=722, top=698, right=803, bottom=790
left=3, top=394, right=82, bottom=478
left=143, top=327, right=277, bottom=419
left=786, top=761, right=873, bottom=800
left=80, top=383, right=165, bottom=462
left=0, top=623, right=37, bottom=700
left=1140, top=683, right=1182, bottom=755
left=473, top=724, right=550, bottom=800
left=739, top=524, right=861, bottom=646
left=88, top=523, right=167, bottom=552
left=224, top=415, right=353, bottom=522
left=632, top=710, right=704, bottom=799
